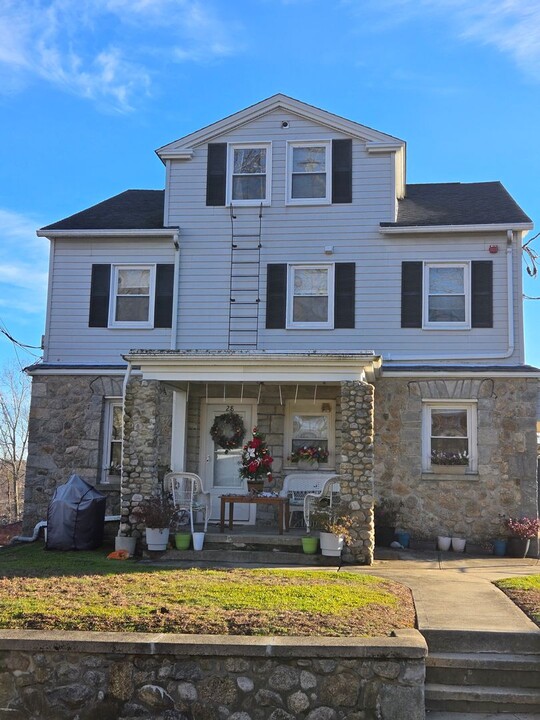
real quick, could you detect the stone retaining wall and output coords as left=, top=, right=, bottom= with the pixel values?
left=0, top=629, right=426, bottom=720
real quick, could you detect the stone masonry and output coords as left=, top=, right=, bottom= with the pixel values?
left=23, top=374, right=123, bottom=534
left=373, top=376, right=538, bottom=544
left=0, top=630, right=427, bottom=720
left=339, top=381, right=376, bottom=565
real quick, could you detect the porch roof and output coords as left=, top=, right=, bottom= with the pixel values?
left=125, top=350, right=382, bottom=383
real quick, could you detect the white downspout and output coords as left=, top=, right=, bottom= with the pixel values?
left=170, top=229, right=180, bottom=350
left=387, top=231, right=516, bottom=363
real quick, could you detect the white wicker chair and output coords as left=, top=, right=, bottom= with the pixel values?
left=165, top=472, right=211, bottom=534
left=279, top=472, right=337, bottom=527
left=303, top=476, right=341, bottom=533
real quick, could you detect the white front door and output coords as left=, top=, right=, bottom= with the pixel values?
left=200, top=400, right=256, bottom=523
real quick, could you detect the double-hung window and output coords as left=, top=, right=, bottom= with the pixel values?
left=287, top=141, right=330, bottom=204
left=422, top=401, right=477, bottom=473
left=102, top=399, right=123, bottom=483
left=228, top=143, right=271, bottom=204
left=109, top=265, right=155, bottom=328
left=287, top=264, right=334, bottom=329
left=423, top=263, right=469, bottom=329
left=285, top=400, right=335, bottom=469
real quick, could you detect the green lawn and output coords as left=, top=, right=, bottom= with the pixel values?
left=495, top=575, right=540, bottom=627
left=0, top=543, right=415, bottom=636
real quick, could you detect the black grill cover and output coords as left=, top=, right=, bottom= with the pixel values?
left=46, top=475, right=106, bottom=550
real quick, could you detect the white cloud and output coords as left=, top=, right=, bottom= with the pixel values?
left=0, top=0, right=241, bottom=111
left=361, top=0, right=540, bottom=81
left=0, top=209, right=48, bottom=298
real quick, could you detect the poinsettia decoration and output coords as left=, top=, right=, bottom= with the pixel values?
left=240, top=427, right=273, bottom=483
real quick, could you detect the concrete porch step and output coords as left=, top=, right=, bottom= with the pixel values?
left=425, top=683, right=540, bottom=713
left=156, top=548, right=340, bottom=566
left=422, top=629, right=540, bottom=655
left=426, top=651, right=540, bottom=688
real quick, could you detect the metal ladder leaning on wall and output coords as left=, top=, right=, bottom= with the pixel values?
left=228, top=203, right=262, bottom=349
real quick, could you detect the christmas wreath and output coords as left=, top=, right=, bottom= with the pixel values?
left=210, top=407, right=246, bottom=452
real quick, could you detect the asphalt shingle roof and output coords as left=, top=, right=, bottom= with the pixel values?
left=382, top=182, right=532, bottom=227
left=39, top=182, right=531, bottom=232
left=41, top=190, right=165, bottom=230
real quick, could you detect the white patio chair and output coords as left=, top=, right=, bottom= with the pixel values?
left=303, top=475, right=341, bottom=533
left=279, top=472, right=337, bottom=527
left=165, top=471, right=211, bottom=534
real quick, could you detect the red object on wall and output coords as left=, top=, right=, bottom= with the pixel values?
left=489, top=245, right=498, bottom=254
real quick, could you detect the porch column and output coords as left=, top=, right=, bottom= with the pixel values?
left=120, top=377, right=161, bottom=537
left=339, top=380, right=375, bottom=564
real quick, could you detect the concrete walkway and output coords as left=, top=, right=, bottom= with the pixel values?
left=355, top=550, right=540, bottom=720
left=352, top=549, right=540, bottom=634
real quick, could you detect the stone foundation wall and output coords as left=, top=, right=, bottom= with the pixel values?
left=23, top=375, right=124, bottom=534
left=0, top=630, right=426, bottom=720
left=374, top=376, right=539, bottom=543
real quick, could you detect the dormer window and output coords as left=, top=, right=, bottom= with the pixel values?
left=287, top=141, right=331, bottom=204
left=227, top=143, right=271, bottom=205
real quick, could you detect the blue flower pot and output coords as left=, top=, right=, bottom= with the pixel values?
left=493, top=539, right=507, bottom=557
left=395, top=531, right=410, bottom=548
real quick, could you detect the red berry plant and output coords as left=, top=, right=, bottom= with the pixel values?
left=240, top=427, right=274, bottom=483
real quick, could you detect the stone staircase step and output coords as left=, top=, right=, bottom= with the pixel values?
left=426, top=651, right=540, bottom=688
left=426, top=713, right=540, bottom=719
left=423, top=629, right=540, bottom=654
left=425, top=683, right=540, bottom=713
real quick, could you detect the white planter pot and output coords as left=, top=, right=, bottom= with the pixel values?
left=437, top=536, right=452, bottom=551
left=146, top=527, right=170, bottom=551
left=192, top=532, right=205, bottom=551
left=452, top=537, right=466, bottom=552
left=319, top=531, right=344, bottom=557
left=115, top=536, right=136, bottom=556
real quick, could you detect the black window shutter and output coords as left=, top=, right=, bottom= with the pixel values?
left=332, top=139, right=352, bottom=204
left=206, top=143, right=227, bottom=206
left=401, top=262, right=423, bottom=328
left=471, top=261, right=493, bottom=328
left=89, top=264, right=111, bottom=327
left=334, top=263, right=355, bottom=328
left=154, top=264, right=175, bottom=328
left=266, top=264, right=287, bottom=329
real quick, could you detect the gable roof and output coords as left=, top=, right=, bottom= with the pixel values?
left=156, top=94, right=405, bottom=160
left=39, top=190, right=165, bottom=231
left=382, top=182, right=532, bottom=228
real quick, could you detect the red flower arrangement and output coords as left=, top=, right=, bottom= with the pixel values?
left=504, top=516, right=540, bottom=540
left=240, top=427, right=273, bottom=483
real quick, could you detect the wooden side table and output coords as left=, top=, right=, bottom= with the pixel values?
left=220, top=495, right=290, bottom=534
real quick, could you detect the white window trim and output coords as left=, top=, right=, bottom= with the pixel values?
left=109, top=264, right=156, bottom=329
left=422, top=262, right=470, bottom=330
left=286, top=263, right=335, bottom=330
left=286, top=140, right=331, bottom=205
left=226, top=142, right=272, bottom=206
left=102, top=397, right=123, bottom=483
left=284, top=399, right=336, bottom=470
left=421, top=400, right=478, bottom=474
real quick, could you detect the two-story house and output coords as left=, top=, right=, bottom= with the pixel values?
left=24, top=95, right=538, bottom=563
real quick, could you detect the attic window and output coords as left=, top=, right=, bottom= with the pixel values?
left=228, top=143, right=271, bottom=204
left=287, top=141, right=330, bottom=204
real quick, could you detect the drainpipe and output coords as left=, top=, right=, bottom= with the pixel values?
left=171, top=229, right=180, bottom=350
left=386, top=230, right=516, bottom=363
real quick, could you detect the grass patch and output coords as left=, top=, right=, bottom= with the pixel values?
left=0, top=543, right=415, bottom=636
left=495, top=575, right=540, bottom=628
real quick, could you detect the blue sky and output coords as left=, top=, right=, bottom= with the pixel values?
left=0, top=0, right=539, bottom=368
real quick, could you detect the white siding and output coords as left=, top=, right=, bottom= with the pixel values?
left=45, top=108, right=525, bottom=365
left=46, top=238, right=175, bottom=364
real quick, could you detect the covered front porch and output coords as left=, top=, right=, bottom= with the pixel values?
left=120, top=351, right=381, bottom=564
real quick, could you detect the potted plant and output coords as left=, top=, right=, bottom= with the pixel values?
left=374, top=498, right=402, bottom=547
left=240, top=427, right=274, bottom=493
left=504, top=516, right=540, bottom=558
left=289, top=446, right=329, bottom=471
left=310, top=502, right=354, bottom=557
left=134, top=493, right=176, bottom=551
